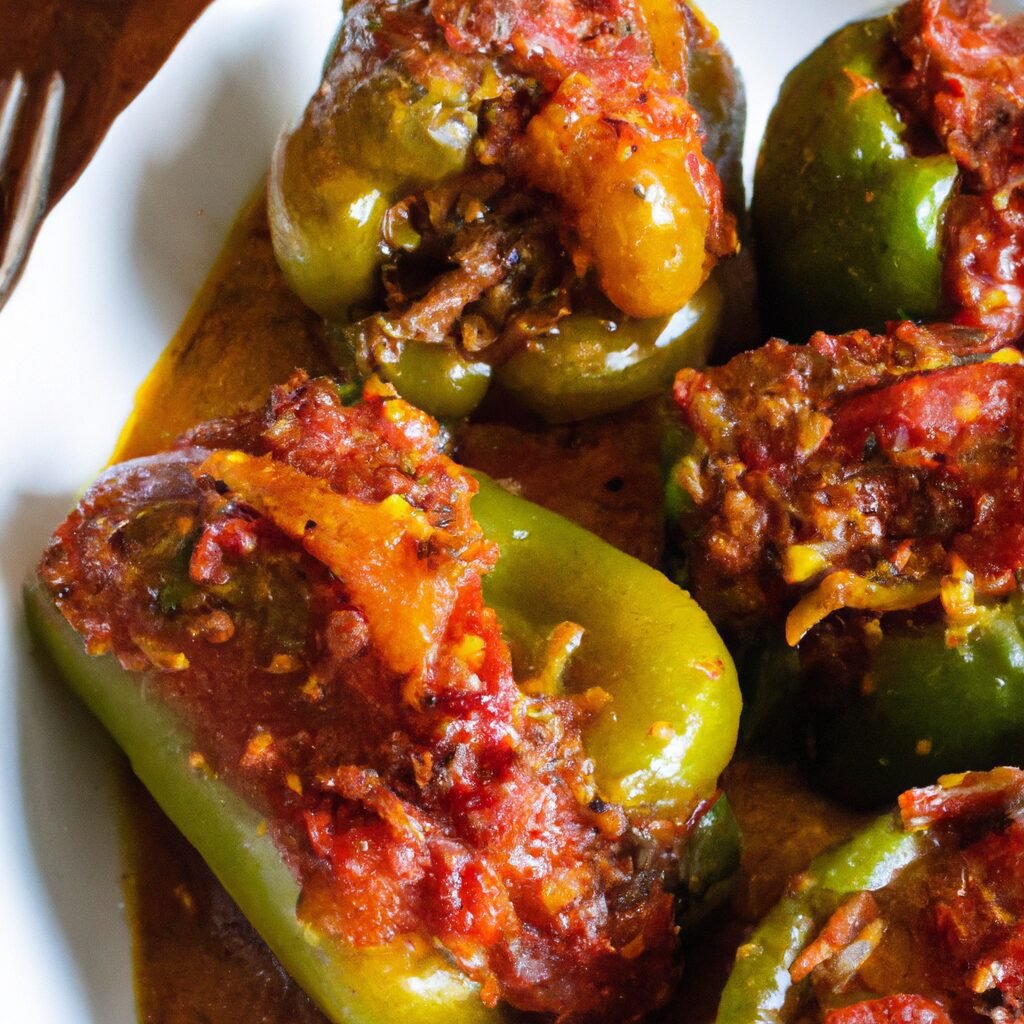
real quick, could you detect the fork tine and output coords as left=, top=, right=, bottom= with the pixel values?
left=0, top=71, right=64, bottom=311
left=0, top=70, right=27, bottom=181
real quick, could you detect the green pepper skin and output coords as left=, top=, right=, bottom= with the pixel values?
left=28, top=474, right=740, bottom=1022
left=752, top=16, right=959, bottom=339
left=473, top=475, right=741, bottom=813
left=677, top=794, right=742, bottom=934
left=810, top=596, right=1024, bottom=809
left=725, top=593, right=1024, bottom=810
left=379, top=344, right=493, bottom=421
left=687, top=24, right=746, bottom=220
left=326, top=324, right=494, bottom=422
left=268, top=28, right=479, bottom=322
left=271, top=6, right=745, bottom=422
left=715, top=812, right=927, bottom=1024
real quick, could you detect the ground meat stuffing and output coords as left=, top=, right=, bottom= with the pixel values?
left=334, top=0, right=736, bottom=374
left=40, top=374, right=682, bottom=1021
left=674, top=322, right=1024, bottom=645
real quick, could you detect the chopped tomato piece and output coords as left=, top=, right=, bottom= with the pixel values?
left=824, top=995, right=952, bottom=1024
left=900, top=767, right=1024, bottom=831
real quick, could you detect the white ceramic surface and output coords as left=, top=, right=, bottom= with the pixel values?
left=0, top=1, right=890, bottom=1019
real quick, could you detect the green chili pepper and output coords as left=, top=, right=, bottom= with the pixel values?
left=752, top=15, right=959, bottom=339
left=26, top=473, right=741, bottom=1023
left=715, top=811, right=927, bottom=1024
left=270, top=6, right=745, bottom=422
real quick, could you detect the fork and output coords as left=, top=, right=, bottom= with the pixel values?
left=0, top=70, right=64, bottom=313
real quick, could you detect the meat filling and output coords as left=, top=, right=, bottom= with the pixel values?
left=674, top=323, right=1024, bottom=648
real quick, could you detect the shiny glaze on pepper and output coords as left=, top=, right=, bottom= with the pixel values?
left=271, top=0, right=741, bottom=420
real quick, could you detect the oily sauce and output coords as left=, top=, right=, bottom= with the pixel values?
left=9, top=3, right=863, bottom=1021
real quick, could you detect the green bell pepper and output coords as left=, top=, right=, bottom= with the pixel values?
left=27, top=472, right=741, bottom=1023
left=474, top=475, right=741, bottom=813
left=719, top=586, right=1024, bottom=811
left=268, top=9, right=479, bottom=322
left=807, top=594, right=1024, bottom=810
left=715, top=808, right=927, bottom=1024
left=270, top=1, right=745, bottom=422
left=27, top=579, right=493, bottom=1024
left=752, top=14, right=959, bottom=339
left=670, top=319, right=1024, bottom=810
left=492, top=274, right=725, bottom=425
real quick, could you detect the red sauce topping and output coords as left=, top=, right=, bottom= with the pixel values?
left=895, top=0, right=1024, bottom=344
left=428, top=0, right=731, bottom=233
left=826, top=996, right=953, bottom=1024
left=39, top=375, right=680, bottom=1020
left=675, top=323, right=1024, bottom=639
left=332, top=0, right=733, bottom=350
left=431, top=0, right=658, bottom=90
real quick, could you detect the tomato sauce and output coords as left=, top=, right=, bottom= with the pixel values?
left=96, top=191, right=858, bottom=1023
left=42, top=375, right=688, bottom=1020
left=894, top=0, right=1024, bottom=345
left=428, top=0, right=733, bottom=256
left=13, top=8, right=851, bottom=1019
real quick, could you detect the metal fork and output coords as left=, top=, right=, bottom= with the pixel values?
left=0, top=70, right=64, bottom=313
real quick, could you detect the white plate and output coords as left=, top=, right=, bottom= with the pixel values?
left=0, top=1, right=889, bottom=1019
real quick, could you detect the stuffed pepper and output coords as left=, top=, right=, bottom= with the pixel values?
left=754, top=0, right=1024, bottom=341
left=717, top=767, right=1024, bottom=1024
left=29, top=373, right=741, bottom=1022
left=269, top=0, right=743, bottom=422
left=674, top=320, right=1024, bottom=808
